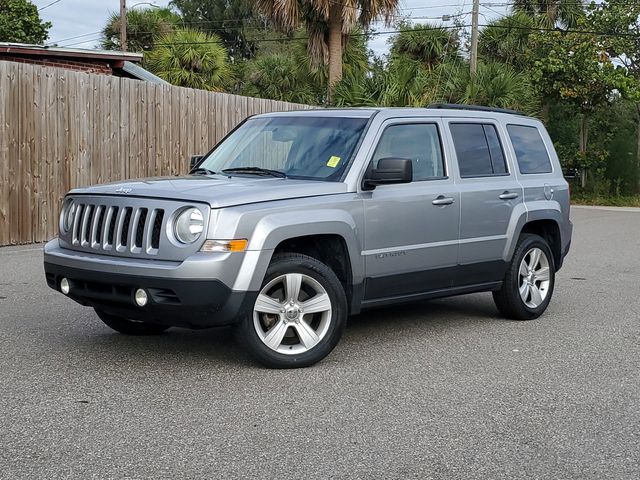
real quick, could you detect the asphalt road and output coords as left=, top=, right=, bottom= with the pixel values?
left=0, top=206, right=638, bottom=479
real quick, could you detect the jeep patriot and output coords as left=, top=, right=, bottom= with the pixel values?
left=44, top=105, right=573, bottom=368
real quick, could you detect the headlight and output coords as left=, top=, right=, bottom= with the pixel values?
left=174, top=207, right=204, bottom=244
left=60, top=199, right=76, bottom=234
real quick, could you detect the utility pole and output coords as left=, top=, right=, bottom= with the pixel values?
left=470, top=0, right=479, bottom=75
left=120, top=0, right=127, bottom=51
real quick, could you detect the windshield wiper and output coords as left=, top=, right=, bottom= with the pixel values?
left=222, top=167, right=287, bottom=178
left=190, top=167, right=216, bottom=176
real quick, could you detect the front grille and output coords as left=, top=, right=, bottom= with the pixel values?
left=70, top=201, right=165, bottom=256
left=151, top=210, right=164, bottom=249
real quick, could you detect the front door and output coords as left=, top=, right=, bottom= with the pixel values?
left=361, top=120, right=461, bottom=301
left=445, top=119, right=525, bottom=285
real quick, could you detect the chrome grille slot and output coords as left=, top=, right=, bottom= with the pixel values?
left=71, top=204, right=84, bottom=245
left=151, top=210, right=164, bottom=250
left=59, top=195, right=207, bottom=261
left=113, top=207, right=132, bottom=252
left=90, top=205, right=104, bottom=249
left=119, top=208, right=133, bottom=248
left=135, top=208, right=148, bottom=249
left=80, top=205, right=93, bottom=247
left=106, top=206, right=119, bottom=248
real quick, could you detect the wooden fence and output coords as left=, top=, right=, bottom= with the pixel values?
left=0, top=61, right=310, bottom=246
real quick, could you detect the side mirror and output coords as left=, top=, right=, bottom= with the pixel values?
left=363, top=158, right=413, bottom=190
left=190, top=155, right=204, bottom=170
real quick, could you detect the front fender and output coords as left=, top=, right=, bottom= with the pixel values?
left=232, top=209, right=363, bottom=291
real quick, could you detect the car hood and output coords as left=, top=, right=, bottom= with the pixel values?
left=69, top=175, right=349, bottom=208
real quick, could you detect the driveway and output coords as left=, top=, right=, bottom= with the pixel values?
left=0, top=206, right=638, bottom=479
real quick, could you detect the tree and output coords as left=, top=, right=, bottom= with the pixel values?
left=448, top=61, right=538, bottom=113
left=589, top=0, right=640, bottom=192
left=512, top=0, right=584, bottom=27
left=389, top=22, right=459, bottom=70
left=101, top=7, right=180, bottom=52
left=527, top=28, right=629, bottom=187
left=171, top=0, right=261, bottom=60
left=255, top=0, right=400, bottom=101
left=0, top=0, right=51, bottom=44
left=237, top=28, right=369, bottom=104
left=239, top=53, right=318, bottom=103
left=478, top=12, right=538, bottom=68
left=145, top=28, right=232, bottom=91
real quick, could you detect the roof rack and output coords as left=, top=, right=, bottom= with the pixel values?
left=427, top=103, right=527, bottom=116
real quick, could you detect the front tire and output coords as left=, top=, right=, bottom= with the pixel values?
left=493, top=234, right=556, bottom=320
left=238, top=253, right=347, bottom=368
left=95, top=309, right=170, bottom=335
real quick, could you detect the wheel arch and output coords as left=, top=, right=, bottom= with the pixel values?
left=233, top=210, right=363, bottom=299
left=507, top=208, right=563, bottom=270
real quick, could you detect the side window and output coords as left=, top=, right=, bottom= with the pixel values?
left=450, top=123, right=508, bottom=177
left=507, top=124, right=553, bottom=174
left=372, top=123, right=445, bottom=181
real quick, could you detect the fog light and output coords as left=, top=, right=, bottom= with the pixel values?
left=60, top=278, right=70, bottom=295
left=134, top=289, right=148, bottom=307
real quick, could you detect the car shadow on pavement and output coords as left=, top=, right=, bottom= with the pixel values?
left=348, top=293, right=502, bottom=329
left=65, top=293, right=502, bottom=369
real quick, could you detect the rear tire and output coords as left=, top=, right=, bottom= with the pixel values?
left=237, top=253, right=347, bottom=369
left=95, top=309, right=170, bottom=335
left=493, top=234, right=556, bottom=320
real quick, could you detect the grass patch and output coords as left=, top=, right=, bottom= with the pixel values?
left=571, top=194, right=640, bottom=207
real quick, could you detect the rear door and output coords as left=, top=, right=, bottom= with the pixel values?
left=444, top=119, right=524, bottom=286
left=361, top=119, right=461, bottom=300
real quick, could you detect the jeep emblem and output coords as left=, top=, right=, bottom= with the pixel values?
left=115, top=187, right=132, bottom=194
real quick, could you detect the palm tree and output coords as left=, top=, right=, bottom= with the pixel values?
left=389, top=22, right=460, bottom=69
left=145, top=28, right=232, bottom=91
left=102, top=7, right=180, bottom=52
left=512, top=0, right=584, bottom=28
left=452, top=62, right=538, bottom=114
left=255, top=0, right=400, bottom=101
left=478, top=12, right=539, bottom=68
left=239, top=53, right=318, bottom=103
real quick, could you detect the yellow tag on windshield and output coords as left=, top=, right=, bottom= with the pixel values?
left=327, top=156, right=341, bottom=168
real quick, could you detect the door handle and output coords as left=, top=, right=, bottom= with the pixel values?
left=499, top=192, right=519, bottom=200
left=432, top=196, right=455, bottom=206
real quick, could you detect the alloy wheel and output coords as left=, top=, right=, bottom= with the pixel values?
left=518, top=247, right=551, bottom=309
left=253, top=273, right=332, bottom=355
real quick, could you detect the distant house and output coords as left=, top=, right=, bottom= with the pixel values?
left=0, top=42, right=167, bottom=84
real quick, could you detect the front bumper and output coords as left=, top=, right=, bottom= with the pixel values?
left=44, top=242, right=258, bottom=328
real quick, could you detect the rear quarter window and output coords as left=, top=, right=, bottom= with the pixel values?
left=507, top=124, right=553, bottom=174
left=449, top=123, right=508, bottom=177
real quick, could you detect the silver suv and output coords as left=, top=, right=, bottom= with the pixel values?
left=44, top=105, right=573, bottom=368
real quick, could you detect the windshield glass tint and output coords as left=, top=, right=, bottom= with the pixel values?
left=199, top=116, right=369, bottom=181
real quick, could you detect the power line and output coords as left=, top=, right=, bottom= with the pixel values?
left=150, top=25, right=470, bottom=47
left=38, top=0, right=63, bottom=11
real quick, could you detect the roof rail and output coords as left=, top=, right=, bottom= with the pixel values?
left=427, top=103, right=527, bottom=116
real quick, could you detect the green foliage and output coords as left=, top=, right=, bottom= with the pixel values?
left=570, top=193, right=640, bottom=207
left=101, top=7, right=180, bottom=52
left=526, top=28, right=627, bottom=114
left=255, top=0, right=400, bottom=98
left=237, top=28, right=370, bottom=105
left=454, top=62, right=538, bottom=114
left=389, top=22, right=460, bottom=69
left=0, top=0, right=51, bottom=44
left=512, top=0, right=584, bottom=27
left=171, top=0, right=261, bottom=60
left=478, top=12, right=539, bottom=68
left=238, top=53, right=318, bottom=104
left=145, top=28, right=232, bottom=91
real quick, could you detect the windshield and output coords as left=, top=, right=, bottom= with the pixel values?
left=198, top=116, right=369, bottom=181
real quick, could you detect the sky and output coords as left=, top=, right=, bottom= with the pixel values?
left=35, top=0, right=510, bottom=56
